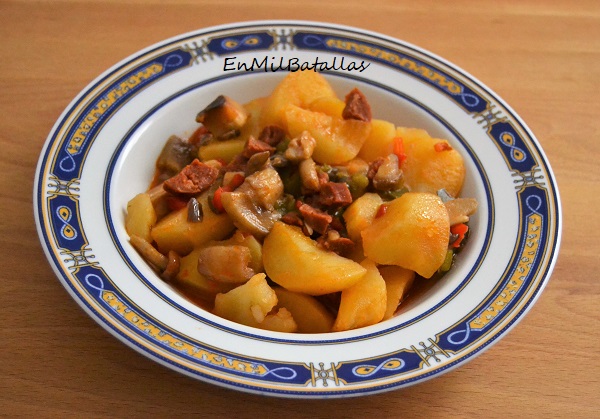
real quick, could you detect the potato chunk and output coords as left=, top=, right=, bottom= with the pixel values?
left=260, top=71, right=337, bottom=129
left=357, top=119, right=397, bottom=162
left=400, top=128, right=465, bottom=197
left=125, top=193, right=157, bottom=242
left=285, top=105, right=371, bottom=165
left=198, top=139, right=245, bottom=163
left=378, top=266, right=415, bottom=320
left=274, top=287, right=334, bottom=333
left=263, top=222, right=367, bottom=295
left=258, top=307, right=298, bottom=333
left=213, top=273, right=277, bottom=327
left=150, top=192, right=235, bottom=255
left=343, top=193, right=383, bottom=244
left=361, top=192, right=450, bottom=278
left=332, top=259, right=387, bottom=332
left=307, top=96, right=345, bottom=118
left=213, top=273, right=298, bottom=332
left=238, top=97, right=267, bottom=142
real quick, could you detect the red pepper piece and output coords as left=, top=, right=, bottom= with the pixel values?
left=450, top=223, right=469, bottom=248
left=393, top=137, right=407, bottom=167
left=227, top=173, right=245, bottom=189
left=212, top=174, right=245, bottom=214
left=212, top=186, right=226, bottom=213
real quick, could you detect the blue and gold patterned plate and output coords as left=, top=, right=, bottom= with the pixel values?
left=34, top=21, right=561, bottom=397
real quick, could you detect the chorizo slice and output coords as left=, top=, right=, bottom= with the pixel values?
left=342, top=88, right=372, bottom=122
left=242, top=136, right=276, bottom=158
left=298, top=203, right=332, bottom=235
left=319, top=182, right=353, bottom=207
left=163, top=159, right=219, bottom=195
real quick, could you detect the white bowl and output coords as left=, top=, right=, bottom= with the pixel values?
left=34, top=20, right=561, bottom=398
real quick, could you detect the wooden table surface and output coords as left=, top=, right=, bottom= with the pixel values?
left=1, top=1, right=598, bottom=417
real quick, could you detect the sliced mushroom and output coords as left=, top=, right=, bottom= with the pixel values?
left=220, top=167, right=284, bottom=237
left=241, top=166, right=284, bottom=210
left=161, top=251, right=181, bottom=282
left=445, top=197, right=478, bottom=225
left=299, top=157, right=320, bottom=191
left=130, top=234, right=180, bottom=282
left=197, top=245, right=255, bottom=283
left=155, top=135, right=197, bottom=179
left=220, top=191, right=280, bottom=236
left=245, top=150, right=271, bottom=176
left=129, top=234, right=168, bottom=271
left=147, top=182, right=168, bottom=204
left=195, top=95, right=248, bottom=138
left=372, top=154, right=403, bottom=191
left=284, top=131, right=316, bottom=162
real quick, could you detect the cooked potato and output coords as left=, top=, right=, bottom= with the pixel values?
left=151, top=192, right=235, bottom=255
left=378, top=266, right=415, bottom=320
left=361, top=192, right=450, bottom=278
left=213, top=273, right=298, bottom=332
left=332, top=259, right=387, bottom=332
left=307, top=96, right=345, bottom=118
left=357, top=119, right=397, bottom=162
left=125, top=193, right=157, bottom=242
left=343, top=193, right=384, bottom=243
left=198, top=138, right=245, bottom=163
left=285, top=105, right=371, bottom=165
left=258, top=307, right=298, bottom=333
left=263, top=222, right=367, bottom=295
left=261, top=71, right=337, bottom=129
left=213, top=273, right=278, bottom=328
left=238, top=97, right=267, bottom=142
left=395, top=126, right=431, bottom=142
left=400, top=128, right=465, bottom=197
left=274, top=287, right=334, bottom=333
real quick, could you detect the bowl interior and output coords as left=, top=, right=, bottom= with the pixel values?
left=109, top=71, right=487, bottom=336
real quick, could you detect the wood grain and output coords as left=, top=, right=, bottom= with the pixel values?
left=1, top=0, right=598, bottom=417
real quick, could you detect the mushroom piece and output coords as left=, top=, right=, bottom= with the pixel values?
left=220, top=166, right=284, bottom=237
left=284, top=131, right=316, bottom=162
left=245, top=150, right=271, bottom=176
left=299, top=157, right=320, bottom=192
left=195, top=95, right=249, bottom=139
left=444, top=197, right=478, bottom=225
left=129, top=235, right=181, bottom=281
left=197, top=245, right=255, bottom=284
left=155, top=135, right=198, bottom=181
left=372, top=154, right=403, bottom=191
